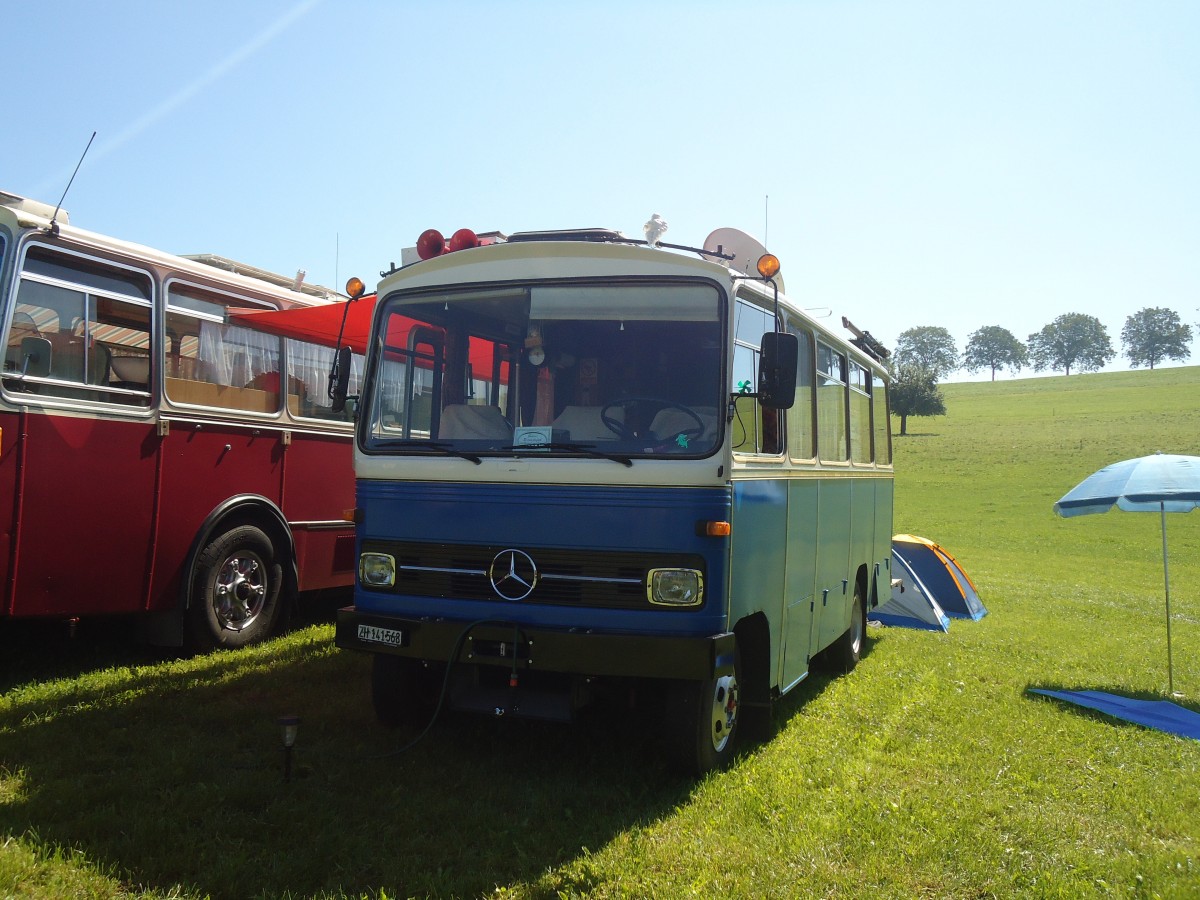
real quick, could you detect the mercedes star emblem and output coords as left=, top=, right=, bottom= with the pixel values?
left=489, top=549, right=539, bottom=600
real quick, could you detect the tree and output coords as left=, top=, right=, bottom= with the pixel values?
left=962, top=325, right=1029, bottom=381
left=894, top=326, right=958, bottom=380
left=890, top=364, right=946, bottom=436
left=1121, top=307, right=1193, bottom=370
left=1027, top=313, right=1114, bottom=376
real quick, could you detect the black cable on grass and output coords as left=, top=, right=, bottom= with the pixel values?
left=363, top=618, right=531, bottom=760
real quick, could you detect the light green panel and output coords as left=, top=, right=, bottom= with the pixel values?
left=730, top=472, right=895, bottom=698
left=783, top=478, right=819, bottom=688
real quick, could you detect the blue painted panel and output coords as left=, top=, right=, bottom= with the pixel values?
left=729, top=478, right=789, bottom=677
left=354, top=480, right=731, bottom=636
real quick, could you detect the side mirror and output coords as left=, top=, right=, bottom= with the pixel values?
left=758, top=331, right=797, bottom=410
left=20, top=336, right=52, bottom=378
left=330, top=345, right=352, bottom=414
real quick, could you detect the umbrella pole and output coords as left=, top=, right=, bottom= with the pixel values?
left=1161, top=502, right=1175, bottom=695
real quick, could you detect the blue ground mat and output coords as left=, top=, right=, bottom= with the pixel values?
left=1029, top=689, right=1200, bottom=740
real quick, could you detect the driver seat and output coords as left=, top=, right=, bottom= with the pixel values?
left=439, top=404, right=512, bottom=440
left=552, top=405, right=623, bottom=441
left=651, top=406, right=719, bottom=443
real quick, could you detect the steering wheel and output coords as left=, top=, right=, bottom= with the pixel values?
left=600, top=397, right=706, bottom=442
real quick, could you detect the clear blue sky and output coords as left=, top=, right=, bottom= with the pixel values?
left=6, top=1, right=1198, bottom=378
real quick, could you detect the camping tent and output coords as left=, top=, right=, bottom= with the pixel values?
left=892, top=534, right=987, bottom=620
left=871, top=546, right=952, bottom=631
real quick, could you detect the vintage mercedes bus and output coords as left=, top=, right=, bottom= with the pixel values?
left=334, top=223, right=893, bottom=773
left=0, top=190, right=359, bottom=650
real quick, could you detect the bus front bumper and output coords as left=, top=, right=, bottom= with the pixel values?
left=335, top=607, right=735, bottom=681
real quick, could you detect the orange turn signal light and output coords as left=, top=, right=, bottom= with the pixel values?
left=703, top=521, right=731, bottom=537
left=756, top=253, right=781, bottom=279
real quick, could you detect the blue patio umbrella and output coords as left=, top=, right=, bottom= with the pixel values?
left=1054, top=453, right=1200, bottom=694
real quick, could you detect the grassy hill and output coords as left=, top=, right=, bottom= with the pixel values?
left=0, top=367, right=1197, bottom=898
left=900, top=367, right=1199, bottom=699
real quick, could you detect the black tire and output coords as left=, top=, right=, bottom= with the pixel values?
left=371, top=654, right=445, bottom=728
left=827, top=581, right=866, bottom=674
left=739, top=698, right=777, bottom=744
left=664, top=663, right=741, bottom=776
left=187, top=525, right=283, bottom=652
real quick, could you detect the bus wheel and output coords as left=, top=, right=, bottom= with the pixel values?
left=829, top=582, right=866, bottom=673
left=371, top=654, right=444, bottom=728
left=187, top=525, right=283, bottom=652
left=665, top=667, right=740, bottom=775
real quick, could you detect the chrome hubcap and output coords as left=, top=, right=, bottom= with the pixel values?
left=850, top=596, right=864, bottom=654
left=709, top=673, right=739, bottom=753
left=214, top=553, right=267, bottom=632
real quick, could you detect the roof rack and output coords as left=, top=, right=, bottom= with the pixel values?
left=842, top=317, right=891, bottom=361
left=505, top=227, right=732, bottom=261
left=0, top=190, right=66, bottom=224
left=183, top=254, right=341, bottom=300
left=506, top=228, right=625, bottom=244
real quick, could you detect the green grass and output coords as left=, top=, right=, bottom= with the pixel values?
left=2, top=367, right=1199, bottom=898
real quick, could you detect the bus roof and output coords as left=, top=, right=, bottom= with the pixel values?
left=375, top=223, right=891, bottom=369
left=1, top=189, right=342, bottom=307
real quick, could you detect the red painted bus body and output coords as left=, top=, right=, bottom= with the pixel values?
left=0, top=191, right=357, bottom=648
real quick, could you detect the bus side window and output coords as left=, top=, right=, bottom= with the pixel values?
left=816, top=341, right=848, bottom=461
left=731, top=298, right=785, bottom=456
left=7, top=248, right=151, bottom=406
left=165, top=282, right=281, bottom=413
left=872, top=371, right=892, bottom=464
left=849, top=362, right=872, bottom=464
left=761, top=407, right=783, bottom=454
left=5, top=312, right=41, bottom=370
left=288, top=337, right=364, bottom=422
left=787, top=324, right=816, bottom=460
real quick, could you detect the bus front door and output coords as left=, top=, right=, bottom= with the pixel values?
left=6, top=412, right=157, bottom=618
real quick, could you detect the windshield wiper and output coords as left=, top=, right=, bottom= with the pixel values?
left=502, top=442, right=633, bottom=468
left=378, top=439, right=482, bottom=465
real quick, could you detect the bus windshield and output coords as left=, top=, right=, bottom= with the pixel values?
left=363, top=280, right=725, bottom=459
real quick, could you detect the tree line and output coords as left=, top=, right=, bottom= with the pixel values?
left=887, top=307, right=1194, bottom=435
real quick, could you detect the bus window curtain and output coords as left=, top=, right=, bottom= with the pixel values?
left=199, top=320, right=280, bottom=387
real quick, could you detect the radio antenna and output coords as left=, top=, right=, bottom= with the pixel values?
left=48, top=131, right=96, bottom=236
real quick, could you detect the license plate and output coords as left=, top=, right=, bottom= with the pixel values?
left=358, top=624, right=405, bottom=647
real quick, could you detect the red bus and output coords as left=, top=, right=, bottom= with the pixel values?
left=0, top=190, right=359, bottom=649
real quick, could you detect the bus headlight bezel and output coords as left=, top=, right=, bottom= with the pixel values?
left=647, top=568, right=704, bottom=607
left=359, top=552, right=397, bottom=588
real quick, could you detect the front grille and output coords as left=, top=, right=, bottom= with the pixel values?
left=367, top=541, right=704, bottom=610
